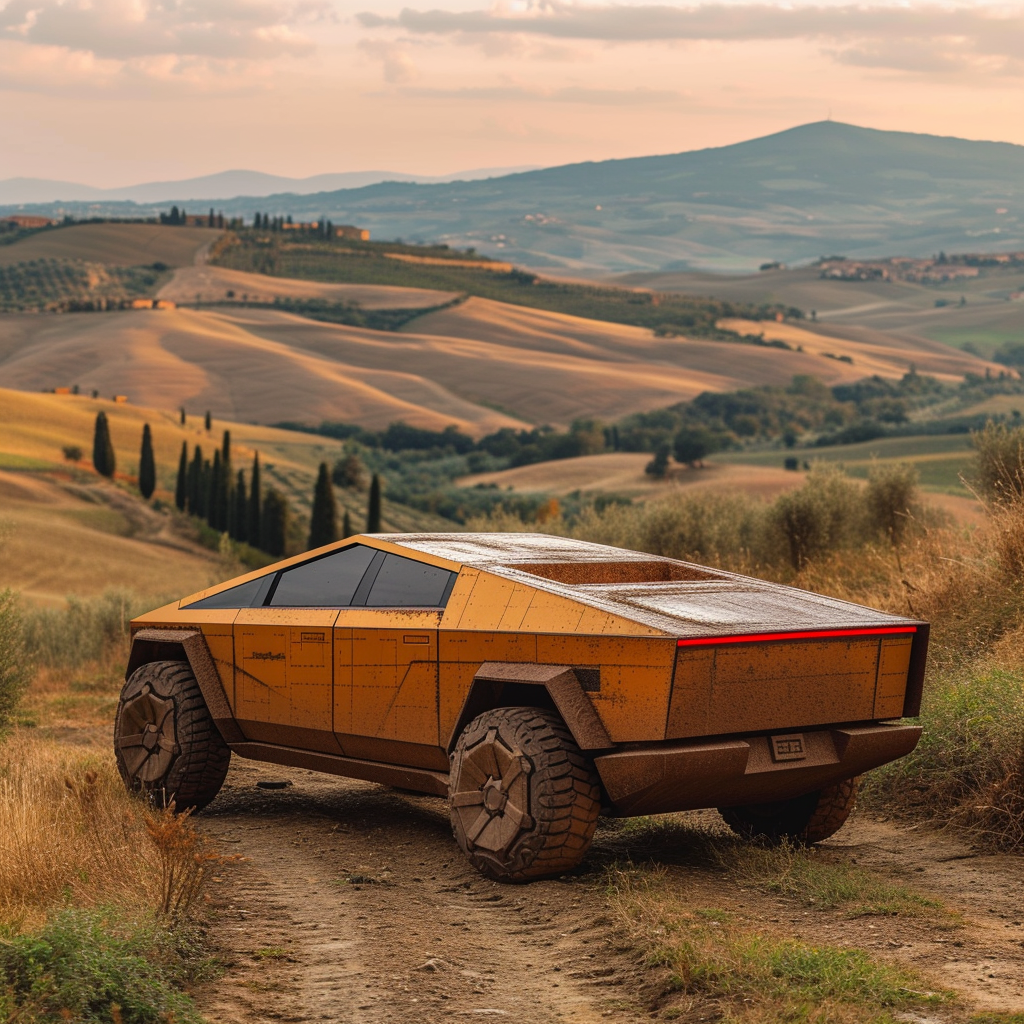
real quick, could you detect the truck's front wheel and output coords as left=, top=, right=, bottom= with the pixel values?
left=449, top=707, right=601, bottom=882
left=718, top=777, right=858, bottom=844
left=114, top=660, right=231, bottom=812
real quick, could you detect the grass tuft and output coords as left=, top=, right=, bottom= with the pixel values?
left=607, top=866, right=946, bottom=1022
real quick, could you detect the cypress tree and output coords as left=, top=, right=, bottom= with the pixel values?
left=174, top=442, right=188, bottom=511
left=308, top=462, right=338, bottom=550
left=209, top=450, right=223, bottom=530
left=221, top=429, right=231, bottom=466
left=204, top=410, right=212, bottom=432
left=366, top=473, right=382, bottom=532
left=138, top=424, right=156, bottom=499
left=187, top=445, right=203, bottom=516
left=342, top=509, right=352, bottom=538
left=179, top=407, right=186, bottom=426
left=92, top=411, right=115, bottom=478
left=201, top=457, right=212, bottom=522
left=261, top=488, right=288, bottom=556
left=232, top=469, right=247, bottom=542
left=248, top=453, right=261, bottom=543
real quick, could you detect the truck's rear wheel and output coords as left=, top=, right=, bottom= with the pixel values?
left=449, top=707, right=601, bottom=882
left=718, top=777, right=859, bottom=844
left=114, top=660, right=231, bottom=812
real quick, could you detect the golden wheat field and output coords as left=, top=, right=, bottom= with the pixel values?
left=0, top=222, right=221, bottom=268
left=158, top=264, right=460, bottom=308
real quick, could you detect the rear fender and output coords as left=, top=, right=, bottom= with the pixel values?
left=127, top=628, right=244, bottom=743
left=447, top=662, right=613, bottom=753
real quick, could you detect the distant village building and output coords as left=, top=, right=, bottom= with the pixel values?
left=3, top=215, right=54, bottom=229
left=335, top=225, right=370, bottom=241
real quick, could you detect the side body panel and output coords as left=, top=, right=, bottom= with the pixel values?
left=334, top=608, right=446, bottom=771
left=438, top=568, right=675, bottom=747
left=233, top=609, right=340, bottom=754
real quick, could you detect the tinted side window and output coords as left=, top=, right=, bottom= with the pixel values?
left=363, top=553, right=455, bottom=607
left=185, top=576, right=267, bottom=609
left=269, top=545, right=377, bottom=607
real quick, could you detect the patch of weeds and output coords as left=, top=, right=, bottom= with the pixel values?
left=971, top=1015, right=1024, bottom=1024
left=0, top=908, right=205, bottom=1023
left=252, top=947, right=290, bottom=961
left=606, top=866, right=949, bottom=1023
left=724, top=842, right=951, bottom=920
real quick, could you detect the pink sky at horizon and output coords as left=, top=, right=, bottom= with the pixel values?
left=1, top=0, right=1022, bottom=186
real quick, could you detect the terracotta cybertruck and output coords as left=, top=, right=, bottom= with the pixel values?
left=115, top=534, right=927, bottom=881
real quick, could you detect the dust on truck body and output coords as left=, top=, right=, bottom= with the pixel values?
left=117, top=534, right=927, bottom=882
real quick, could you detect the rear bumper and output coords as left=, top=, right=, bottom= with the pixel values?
left=594, top=722, right=921, bottom=816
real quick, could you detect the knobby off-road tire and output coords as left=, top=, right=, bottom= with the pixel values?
left=718, top=776, right=859, bottom=845
left=114, top=659, right=231, bottom=812
left=449, top=707, right=602, bottom=883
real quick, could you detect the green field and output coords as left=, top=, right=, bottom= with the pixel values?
left=715, top=433, right=976, bottom=494
left=923, top=326, right=1023, bottom=358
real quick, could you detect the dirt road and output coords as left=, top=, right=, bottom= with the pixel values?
left=195, top=759, right=1024, bottom=1022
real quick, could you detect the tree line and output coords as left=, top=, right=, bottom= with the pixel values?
left=89, top=411, right=384, bottom=558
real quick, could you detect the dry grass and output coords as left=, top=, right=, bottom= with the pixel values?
left=159, top=264, right=459, bottom=308
left=0, top=735, right=216, bottom=931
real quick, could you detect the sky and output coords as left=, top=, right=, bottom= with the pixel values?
left=1, top=0, right=1022, bottom=185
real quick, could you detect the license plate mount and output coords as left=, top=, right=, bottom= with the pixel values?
left=770, top=733, right=807, bottom=762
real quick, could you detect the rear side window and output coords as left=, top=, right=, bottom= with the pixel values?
left=363, top=553, right=455, bottom=608
left=269, top=544, right=377, bottom=607
left=184, top=576, right=268, bottom=610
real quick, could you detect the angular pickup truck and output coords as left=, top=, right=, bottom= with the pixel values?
left=115, top=533, right=927, bottom=881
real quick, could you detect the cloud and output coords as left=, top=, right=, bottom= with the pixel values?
left=0, top=0, right=327, bottom=61
left=400, top=84, right=684, bottom=104
left=358, top=39, right=418, bottom=82
left=357, top=2, right=1024, bottom=76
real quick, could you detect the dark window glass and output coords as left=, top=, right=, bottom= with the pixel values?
left=270, top=545, right=377, bottom=607
left=363, top=553, right=455, bottom=607
left=185, top=576, right=266, bottom=610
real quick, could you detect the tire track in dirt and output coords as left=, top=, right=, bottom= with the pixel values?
left=196, top=759, right=647, bottom=1023
left=194, top=760, right=1024, bottom=1022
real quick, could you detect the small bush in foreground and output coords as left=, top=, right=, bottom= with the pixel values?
left=0, top=909, right=203, bottom=1024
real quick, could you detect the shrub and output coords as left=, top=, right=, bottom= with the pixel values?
left=20, top=590, right=149, bottom=669
left=972, top=422, right=1024, bottom=502
left=0, top=909, right=203, bottom=1024
left=864, top=461, right=920, bottom=545
left=767, top=465, right=860, bottom=570
left=0, top=589, right=29, bottom=733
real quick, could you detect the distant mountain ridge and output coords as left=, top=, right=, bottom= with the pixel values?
left=0, top=165, right=541, bottom=205
left=5, top=122, right=1023, bottom=272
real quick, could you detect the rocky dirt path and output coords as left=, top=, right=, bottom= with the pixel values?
left=194, top=759, right=1024, bottom=1023
left=197, top=759, right=647, bottom=1023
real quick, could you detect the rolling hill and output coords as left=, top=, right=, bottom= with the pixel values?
left=0, top=289, right=997, bottom=435
left=0, top=223, right=221, bottom=268
left=0, top=386, right=452, bottom=602
left=7, top=122, right=1024, bottom=272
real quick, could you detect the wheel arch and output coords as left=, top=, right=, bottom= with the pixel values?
left=446, top=662, right=613, bottom=755
left=127, top=628, right=244, bottom=743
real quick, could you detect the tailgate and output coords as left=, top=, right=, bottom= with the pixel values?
left=667, top=626, right=926, bottom=739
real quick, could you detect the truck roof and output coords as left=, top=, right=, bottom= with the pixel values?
left=378, top=533, right=918, bottom=639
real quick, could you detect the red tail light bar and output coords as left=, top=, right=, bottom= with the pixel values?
left=677, top=626, right=917, bottom=648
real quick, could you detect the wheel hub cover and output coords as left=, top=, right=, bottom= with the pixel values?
left=116, top=686, right=179, bottom=783
left=451, top=727, right=533, bottom=854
